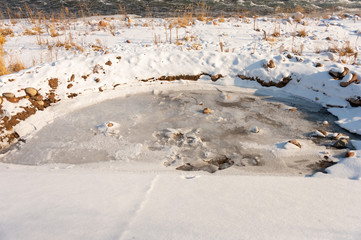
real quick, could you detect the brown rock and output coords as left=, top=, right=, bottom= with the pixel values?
left=329, top=67, right=348, bottom=79
left=203, top=108, right=211, bottom=114
left=32, top=94, right=43, bottom=101
left=333, top=139, right=348, bottom=149
left=0, top=96, right=2, bottom=105
left=288, top=107, right=297, bottom=112
left=326, top=36, right=332, bottom=41
left=6, top=97, right=20, bottom=103
left=340, top=81, right=349, bottom=87
left=315, top=63, right=323, bottom=67
left=347, top=97, right=361, bottom=107
left=67, top=84, right=73, bottom=89
left=107, top=123, right=113, bottom=127
left=25, top=87, right=38, bottom=97
left=329, top=69, right=342, bottom=79
left=268, top=60, right=275, bottom=68
left=341, top=67, right=350, bottom=78
left=48, top=78, right=58, bottom=89
left=344, top=151, right=355, bottom=158
left=341, top=73, right=359, bottom=87
left=105, top=60, right=112, bottom=66
left=288, top=139, right=301, bottom=148
left=315, top=129, right=327, bottom=137
left=37, top=100, right=44, bottom=106
left=98, top=20, right=108, bottom=27
left=286, top=54, right=292, bottom=59
left=2, top=92, right=15, bottom=98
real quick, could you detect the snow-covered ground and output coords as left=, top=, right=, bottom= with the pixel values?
left=1, top=12, right=361, bottom=239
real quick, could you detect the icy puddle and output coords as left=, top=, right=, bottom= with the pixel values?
left=1, top=87, right=356, bottom=175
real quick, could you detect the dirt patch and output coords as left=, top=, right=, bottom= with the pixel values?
left=237, top=74, right=292, bottom=88
left=48, top=78, right=59, bottom=89
left=307, top=160, right=337, bottom=174
left=140, top=73, right=223, bottom=82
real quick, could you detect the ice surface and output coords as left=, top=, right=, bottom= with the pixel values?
left=2, top=88, right=356, bottom=176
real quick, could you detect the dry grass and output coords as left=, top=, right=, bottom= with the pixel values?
left=48, top=25, right=60, bottom=37
left=218, top=16, right=225, bottom=23
left=0, top=28, right=14, bottom=37
left=8, top=56, right=26, bottom=73
left=0, top=36, right=7, bottom=76
left=297, top=28, right=307, bottom=37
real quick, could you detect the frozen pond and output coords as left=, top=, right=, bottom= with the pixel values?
left=1, top=87, right=355, bottom=175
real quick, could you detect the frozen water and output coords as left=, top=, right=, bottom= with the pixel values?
left=1, top=87, right=355, bottom=175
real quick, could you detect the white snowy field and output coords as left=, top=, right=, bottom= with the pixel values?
left=1, top=166, right=361, bottom=240
left=0, top=11, right=361, bottom=239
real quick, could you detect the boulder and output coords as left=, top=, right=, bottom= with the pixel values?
left=2, top=92, right=15, bottom=98
left=250, top=126, right=260, bottom=133
left=340, top=73, right=358, bottom=87
left=25, top=87, right=38, bottom=97
left=329, top=67, right=349, bottom=79
left=347, top=97, right=361, bottom=107
left=203, top=108, right=211, bottom=114
left=344, top=151, right=355, bottom=158
left=333, top=139, right=348, bottom=149
left=288, top=139, right=301, bottom=148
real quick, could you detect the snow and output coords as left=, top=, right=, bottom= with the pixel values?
left=0, top=12, right=361, bottom=239
left=1, top=167, right=361, bottom=240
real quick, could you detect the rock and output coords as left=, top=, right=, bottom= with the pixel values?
left=333, top=139, right=348, bottom=149
left=176, top=163, right=194, bottom=171
left=107, top=123, right=113, bottom=127
left=344, top=151, right=355, bottom=158
left=98, top=20, right=108, bottom=27
left=341, top=73, right=359, bottom=87
left=6, top=97, right=19, bottom=103
left=0, top=97, right=2, bottom=105
left=288, top=107, right=297, bottom=112
left=286, top=54, right=292, bottom=59
left=326, top=36, right=332, bottom=41
left=331, top=133, right=349, bottom=140
left=347, top=97, right=361, bottom=107
left=36, top=100, right=44, bottom=106
left=2, top=92, right=15, bottom=98
left=32, top=94, right=43, bottom=101
left=24, top=87, right=38, bottom=97
left=203, top=108, right=211, bottom=114
left=313, top=130, right=327, bottom=137
left=288, top=139, right=301, bottom=148
left=105, top=60, right=112, bottom=66
left=341, top=67, right=350, bottom=78
left=329, top=67, right=349, bottom=79
left=315, top=63, right=323, bottom=67
left=322, top=121, right=329, bottom=126
left=268, top=60, right=275, bottom=68
left=211, top=74, right=223, bottom=81
left=250, top=126, right=260, bottom=133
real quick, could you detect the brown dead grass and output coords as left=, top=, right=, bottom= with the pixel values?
left=8, top=57, right=26, bottom=73
left=0, top=28, right=14, bottom=37
left=297, top=28, right=307, bottom=37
